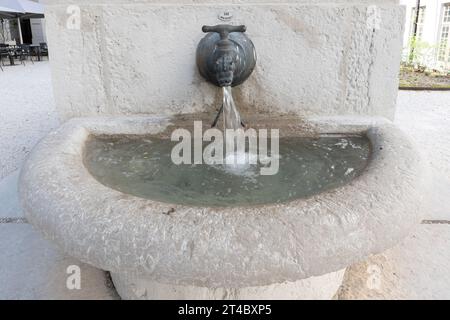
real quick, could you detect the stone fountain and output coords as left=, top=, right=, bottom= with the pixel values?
left=19, top=0, right=428, bottom=299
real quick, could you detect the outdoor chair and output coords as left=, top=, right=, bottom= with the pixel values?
left=39, top=42, right=49, bottom=60
left=0, top=45, right=10, bottom=71
left=18, top=44, right=34, bottom=64
left=10, top=45, right=26, bottom=66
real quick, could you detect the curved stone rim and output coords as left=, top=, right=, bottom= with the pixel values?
left=19, top=115, right=428, bottom=288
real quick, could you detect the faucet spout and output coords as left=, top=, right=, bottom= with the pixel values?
left=215, top=50, right=236, bottom=87
left=196, top=24, right=256, bottom=88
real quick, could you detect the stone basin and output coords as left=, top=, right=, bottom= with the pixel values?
left=19, top=115, right=428, bottom=299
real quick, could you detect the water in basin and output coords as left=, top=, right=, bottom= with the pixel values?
left=84, top=135, right=370, bottom=207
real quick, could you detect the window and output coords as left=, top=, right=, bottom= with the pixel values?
left=444, top=4, right=450, bottom=23
left=410, top=6, right=426, bottom=40
left=438, top=4, right=450, bottom=63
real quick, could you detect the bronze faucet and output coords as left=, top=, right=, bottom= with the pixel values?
left=196, top=24, right=257, bottom=87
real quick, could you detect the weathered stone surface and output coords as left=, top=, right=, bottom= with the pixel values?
left=19, top=115, right=428, bottom=289
left=43, top=1, right=404, bottom=120
left=112, top=269, right=346, bottom=300
left=338, top=224, right=450, bottom=300
left=0, top=224, right=119, bottom=300
left=43, top=1, right=398, bottom=4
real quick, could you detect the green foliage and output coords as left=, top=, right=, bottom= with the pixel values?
left=403, top=36, right=438, bottom=71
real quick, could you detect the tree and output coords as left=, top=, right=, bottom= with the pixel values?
left=409, top=0, right=421, bottom=64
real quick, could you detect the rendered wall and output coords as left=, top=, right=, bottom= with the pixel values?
left=43, top=0, right=404, bottom=121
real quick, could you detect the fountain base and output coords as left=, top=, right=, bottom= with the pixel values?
left=111, top=269, right=346, bottom=300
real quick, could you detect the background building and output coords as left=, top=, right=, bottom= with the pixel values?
left=0, top=0, right=46, bottom=45
left=400, top=0, right=450, bottom=70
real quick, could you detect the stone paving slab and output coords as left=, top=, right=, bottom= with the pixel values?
left=0, top=224, right=119, bottom=300
left=338, top=223, right=450, bottom=300
left=0, top=170, right=23, bottom=219
left=395, top=91, right=450, bottom=220
left=0, top=62, right=59, bottom=180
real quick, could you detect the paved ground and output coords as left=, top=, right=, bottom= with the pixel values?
left=0, top=224, right=119, bottom=300
left=338, top=224, right=450, bottom=299
left=0, top=62, right=118, bottom=299
left=336, top=91, right=450, bottom=299
left=0, top=61, right=59, bottom=180
left=0, top=63, right=449, bottom=299
left=395, top=91, right=450, bottom=221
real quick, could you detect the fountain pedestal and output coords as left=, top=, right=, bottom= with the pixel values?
left=111, top=270, right=346, bottom=300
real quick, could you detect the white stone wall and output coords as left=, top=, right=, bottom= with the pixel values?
left=42, top=0, right=404, bottom=121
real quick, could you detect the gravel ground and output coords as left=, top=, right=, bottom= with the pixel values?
left=399, top=68, right=450, bottom=89
left=0, top=61, right=59, bottom=180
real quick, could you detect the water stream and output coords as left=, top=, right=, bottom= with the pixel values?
left=221, top=86, right=249, bottom=167
left=222, top=86, right=242, bottom=131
